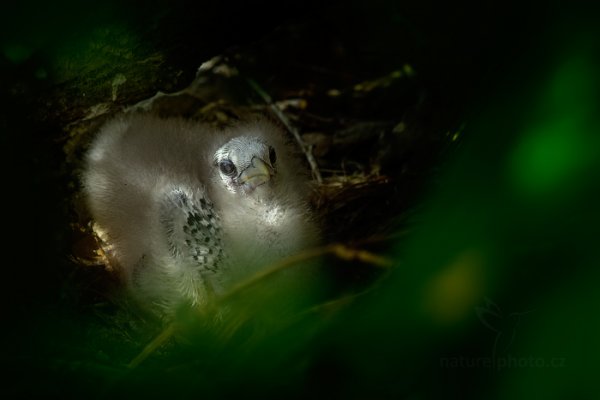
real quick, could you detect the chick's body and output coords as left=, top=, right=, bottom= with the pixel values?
left=83, top=114, right=318, bottom=316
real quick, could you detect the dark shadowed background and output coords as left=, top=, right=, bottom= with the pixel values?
left=1, top=1, right=599, bottom=398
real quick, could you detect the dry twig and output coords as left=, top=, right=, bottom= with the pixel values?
left=246, top=78, right=323, bottom=183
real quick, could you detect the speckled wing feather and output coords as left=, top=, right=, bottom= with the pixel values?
left=128, top=186, right=227, bottom=313
left=159, top=188, right=225, bottom=274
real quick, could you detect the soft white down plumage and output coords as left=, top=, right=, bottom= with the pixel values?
left=83, top=114, right=319, bottom=316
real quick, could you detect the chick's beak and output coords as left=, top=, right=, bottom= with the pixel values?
left=239, top=158, right=274, bottom=190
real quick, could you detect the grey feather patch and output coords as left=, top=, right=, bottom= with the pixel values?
left=159, top=188, right=223, bottom=274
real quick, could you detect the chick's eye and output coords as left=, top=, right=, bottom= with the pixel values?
left=268, top=146, right=277, bottom=165
left=219, top=159, right=237, bottom=175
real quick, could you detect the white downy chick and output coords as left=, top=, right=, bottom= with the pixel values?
left=83, top=114, right=319, bottom=317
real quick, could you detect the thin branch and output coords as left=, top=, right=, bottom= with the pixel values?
left=127, top=323, right=176, bottom=369
left=246, top=78, right=323, bottom=184
left=219, top=243, right=392, bottom=302
left=329, top=244, right=394, bottom=268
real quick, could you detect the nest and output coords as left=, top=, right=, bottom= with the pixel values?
left=63, top=44, right=459, bottom=369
